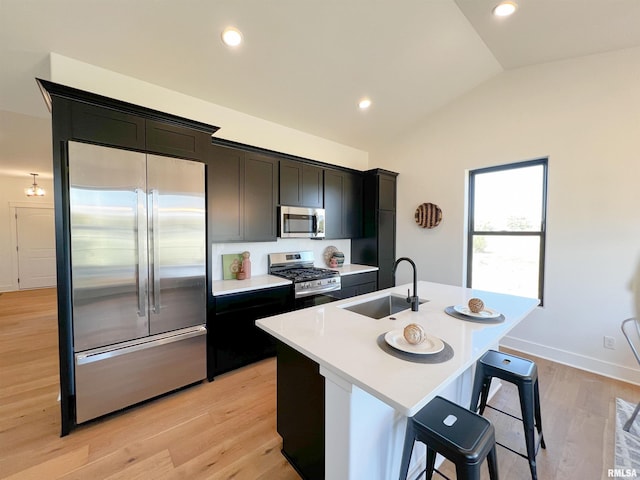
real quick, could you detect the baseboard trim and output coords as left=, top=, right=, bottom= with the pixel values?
left=501, top=336, right=640, bottom=386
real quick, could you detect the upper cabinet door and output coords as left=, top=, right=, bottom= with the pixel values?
left=244, top=152, right=278, bottom=241
left=70, top=102, right=146, bottom=150
left=324, top=170, right=343, bottom=239
left=379, top=174, right=396, bottom=211
left=145, top=120, right=209, bottom=161
left=324, top=169, right=363, bottom=239
left=279, top=160, right=302, bottom=206
left=343, top=172, right=363, bottom=238
left=279, top=159, right=323, bottom=208
left=301, top=164, right=324, bottom=208
left=208, top=145, right=244, bottom=242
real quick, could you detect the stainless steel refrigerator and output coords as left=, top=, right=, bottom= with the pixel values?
left=68, top=141, right=206, bottom=423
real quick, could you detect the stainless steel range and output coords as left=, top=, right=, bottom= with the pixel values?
left=268, top=251, right=341, bottom=301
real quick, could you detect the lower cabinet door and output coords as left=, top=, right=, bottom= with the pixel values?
left=211, top=285, right=292, bottom=376
left=213, top=312, right=277, bottom=375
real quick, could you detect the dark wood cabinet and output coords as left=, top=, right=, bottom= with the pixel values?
left=145, top=119, right=209, bottom=160
left=379, top=173, right=397, bottom=211
left=279, top=160, right=323, bottom=208
left=69, top=98, right=210, bottom=161
left=245, top=152, right=278, bottom=241
left=335, top=271, right=377, bottom=299
left=277, top=341, right=325, bottom=480
left=211, top=286, right=292, bottom=377
left=70, top=101, right=146, bottom=150
left=377, top=210, right=396, bottom=288
left=351, top=169, right=398, bottom=289
left=208, top=145, right=244, bottom=242
left=344, top=172, right=364, bottom=238
left=324, top=169, right=363, bottom=239
left=208, top=146, right=278, bottom=242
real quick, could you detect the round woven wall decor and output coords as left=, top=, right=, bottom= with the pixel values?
left=415, top=203, right=442, bottom=229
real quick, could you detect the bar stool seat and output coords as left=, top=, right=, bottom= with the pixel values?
left=399, top=396, right=499, bottom=480
left=470, top=350, right=546, bottom=480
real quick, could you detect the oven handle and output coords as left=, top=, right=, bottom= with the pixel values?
left=295, top=283, right=341, bottom=298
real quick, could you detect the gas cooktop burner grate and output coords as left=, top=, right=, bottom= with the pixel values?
left=268, top=251, right=342, bottom=298
left=270, top=267, right=339, bottom=282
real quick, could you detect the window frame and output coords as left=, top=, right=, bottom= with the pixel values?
left=466, top=158, right=548, bottom=303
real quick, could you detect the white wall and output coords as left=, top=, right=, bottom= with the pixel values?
left=0, top=175, right=54, bottom=292
left=371, top=47, right=640, bottom=384
left=48, top=53, right=369, bottom=171
left=212, top=238, right=351, bottom=281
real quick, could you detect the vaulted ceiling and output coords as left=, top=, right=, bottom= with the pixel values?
left=1, top=0, right=639, bottom=177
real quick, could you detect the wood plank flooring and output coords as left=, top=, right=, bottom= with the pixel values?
left=0, top=288, right=298, bottom=480
left=1, top=288, right=638, bottom=479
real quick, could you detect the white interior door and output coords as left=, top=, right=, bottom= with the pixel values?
left=16, top=207, right=56, bottom=289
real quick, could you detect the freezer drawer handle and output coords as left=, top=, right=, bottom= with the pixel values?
left=75, top=327, right=206, bottom=365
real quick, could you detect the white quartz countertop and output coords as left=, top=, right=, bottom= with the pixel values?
left=328, top=264, right=378, bottom=275
left=256, top=281, right=539, bottom=416
left=212, top=275, right=292, bottom=296
left=212, top=264, right=377, bottom=296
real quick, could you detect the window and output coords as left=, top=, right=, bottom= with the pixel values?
left=467, top=158, right=548, bottom=302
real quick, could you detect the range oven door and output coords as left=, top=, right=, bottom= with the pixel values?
left=294, top=291, right=341, bottom=310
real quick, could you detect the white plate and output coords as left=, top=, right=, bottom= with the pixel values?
left=453, top=305, right=501, bottom=319
left=384, top=329, right=445, bottom=355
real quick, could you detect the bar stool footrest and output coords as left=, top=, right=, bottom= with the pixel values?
left=496, top=436, right=545, bottom=460
left=485, top=404, right=523, bottom=422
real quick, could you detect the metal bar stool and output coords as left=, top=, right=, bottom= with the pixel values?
left=469, top=350, right=545, bottom=480
left=399, top=395, right=499, bottom=480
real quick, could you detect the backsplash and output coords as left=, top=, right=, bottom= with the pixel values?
left=211, top=238, right=351, bottom=280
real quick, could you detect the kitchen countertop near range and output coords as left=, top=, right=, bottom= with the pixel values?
left=328, top=264, right=378, bottom=276
left=212, top=275, right=292, bottom=296
left=211, top=264, right=378, bottom=296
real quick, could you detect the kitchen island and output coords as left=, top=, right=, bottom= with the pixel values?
left=256, top=281, right=539, bottom=480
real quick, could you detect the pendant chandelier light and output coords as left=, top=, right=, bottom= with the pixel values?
left=25, top=173, right=46, bottom=197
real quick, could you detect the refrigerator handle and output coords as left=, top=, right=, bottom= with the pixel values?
left=150, top=188, right=161, bottom=313
left=136, top=188, right=146, bottom=318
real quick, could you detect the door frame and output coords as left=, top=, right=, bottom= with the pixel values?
left=9, top=201, right=54, bottom=291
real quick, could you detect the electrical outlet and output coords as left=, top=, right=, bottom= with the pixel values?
left=604, top=336, right=616, bottom=350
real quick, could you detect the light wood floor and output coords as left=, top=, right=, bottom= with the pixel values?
left=1, top=288, right=638, bottom=479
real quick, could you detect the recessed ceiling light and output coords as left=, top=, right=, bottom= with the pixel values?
left=492, top=1, right=517, bottom=17
left=358, top=98, right=372, bottom=110
left=222, top=27, right=242, bottom=47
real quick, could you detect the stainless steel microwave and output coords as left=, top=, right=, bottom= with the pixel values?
left=279, top=206, right=325, bottom=238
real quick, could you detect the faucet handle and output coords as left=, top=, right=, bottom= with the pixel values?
left=406, top=289, right=411, bottom=303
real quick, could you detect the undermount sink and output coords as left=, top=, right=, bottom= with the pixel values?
left=341, top=294, right=428, bottom=319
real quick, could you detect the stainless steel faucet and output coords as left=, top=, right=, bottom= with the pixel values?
left=393, top=257, right=420, bottom=312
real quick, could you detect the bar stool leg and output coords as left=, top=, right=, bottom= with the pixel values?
left=425, top=447, right=437, bottom=480
left=487, top=445, right=500, bottom=480
left=456, top=462, right=483, bottom=480
left=534, top=380, right=546, bottom=449
left=478, top=378, right=492, bottom=415
left=470, top=365, right=487, bottom=412
left=398, top=421, right=415, bottom=480
left=517, top=382, right=538, bottom=480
